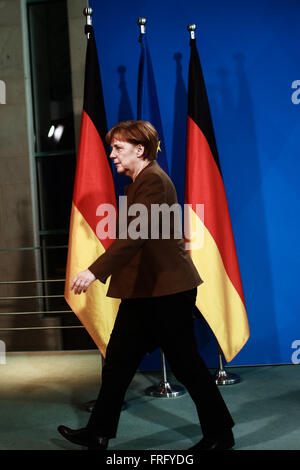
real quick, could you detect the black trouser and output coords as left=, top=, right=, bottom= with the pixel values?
left=87, top=288, right=234, bottom=439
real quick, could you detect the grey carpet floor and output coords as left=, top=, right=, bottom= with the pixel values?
left=0, top=352, right=299, bottom=451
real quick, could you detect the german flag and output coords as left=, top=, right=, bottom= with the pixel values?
left=185, top=37, right=249, bottom=363
left=64, top=25, right=119, bottom=357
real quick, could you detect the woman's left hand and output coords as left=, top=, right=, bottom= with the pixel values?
left=70, top=269, right=96, bottom=295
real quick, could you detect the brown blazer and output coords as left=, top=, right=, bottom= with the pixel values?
left=89, top=161, right=202, bottom=298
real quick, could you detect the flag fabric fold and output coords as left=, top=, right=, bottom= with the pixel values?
left=137, top=33, right=169, bottom=175
left=185, top=38, right=250, bottom=362
left=64, top=26, right=119, bottom=357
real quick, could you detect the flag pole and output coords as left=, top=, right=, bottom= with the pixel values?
left=81, top=6, right=99, bottom=413
left=187, top=23, right=196, bottom=39
left=83, top=6, right=93, bottom=38
left=145, top=345, right=186, bottom=398
left=137, top=16, right=146, bottom=35
left=214, top=345, right=240, bottom=386
left=81, top=6, right=103, bottom=413
left=137, top=16, right=185, bottom=398
left=187, top=23, right=241, bottom=386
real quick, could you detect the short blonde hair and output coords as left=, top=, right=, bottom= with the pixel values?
left=106, top=120, right=159, bottom=161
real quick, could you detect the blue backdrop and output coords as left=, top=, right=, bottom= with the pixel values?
left=89, top=0, right=300, bottom=367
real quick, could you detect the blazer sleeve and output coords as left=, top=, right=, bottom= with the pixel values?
left=88, top=172, right=165, bottom=283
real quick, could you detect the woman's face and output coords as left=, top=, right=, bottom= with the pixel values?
left=109, top=138, right=144, bottom=178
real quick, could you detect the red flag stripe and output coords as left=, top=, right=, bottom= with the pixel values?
left=185, top=116, right=245, bottom=306
left=73, top=110, right=116, bottom=251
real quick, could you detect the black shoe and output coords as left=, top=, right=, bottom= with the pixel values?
left=188, top=429, right=235, bottom=451
left=57, top=425, right=109, bottom=450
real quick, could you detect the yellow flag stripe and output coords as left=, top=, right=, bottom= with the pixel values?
left=65, top=203, right=120, bottom=357
left=187, top=207, right=249, bottom=362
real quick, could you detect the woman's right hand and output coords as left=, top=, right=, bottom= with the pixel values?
left=70, top=269, right=96, bottom=295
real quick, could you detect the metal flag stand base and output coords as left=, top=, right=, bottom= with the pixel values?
left=214, top=347, right=240, bottom=386
left=145, top=350, right=186, bottom=398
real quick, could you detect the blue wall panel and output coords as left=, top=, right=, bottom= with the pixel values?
left=89, top=0, right=300, bottom=367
